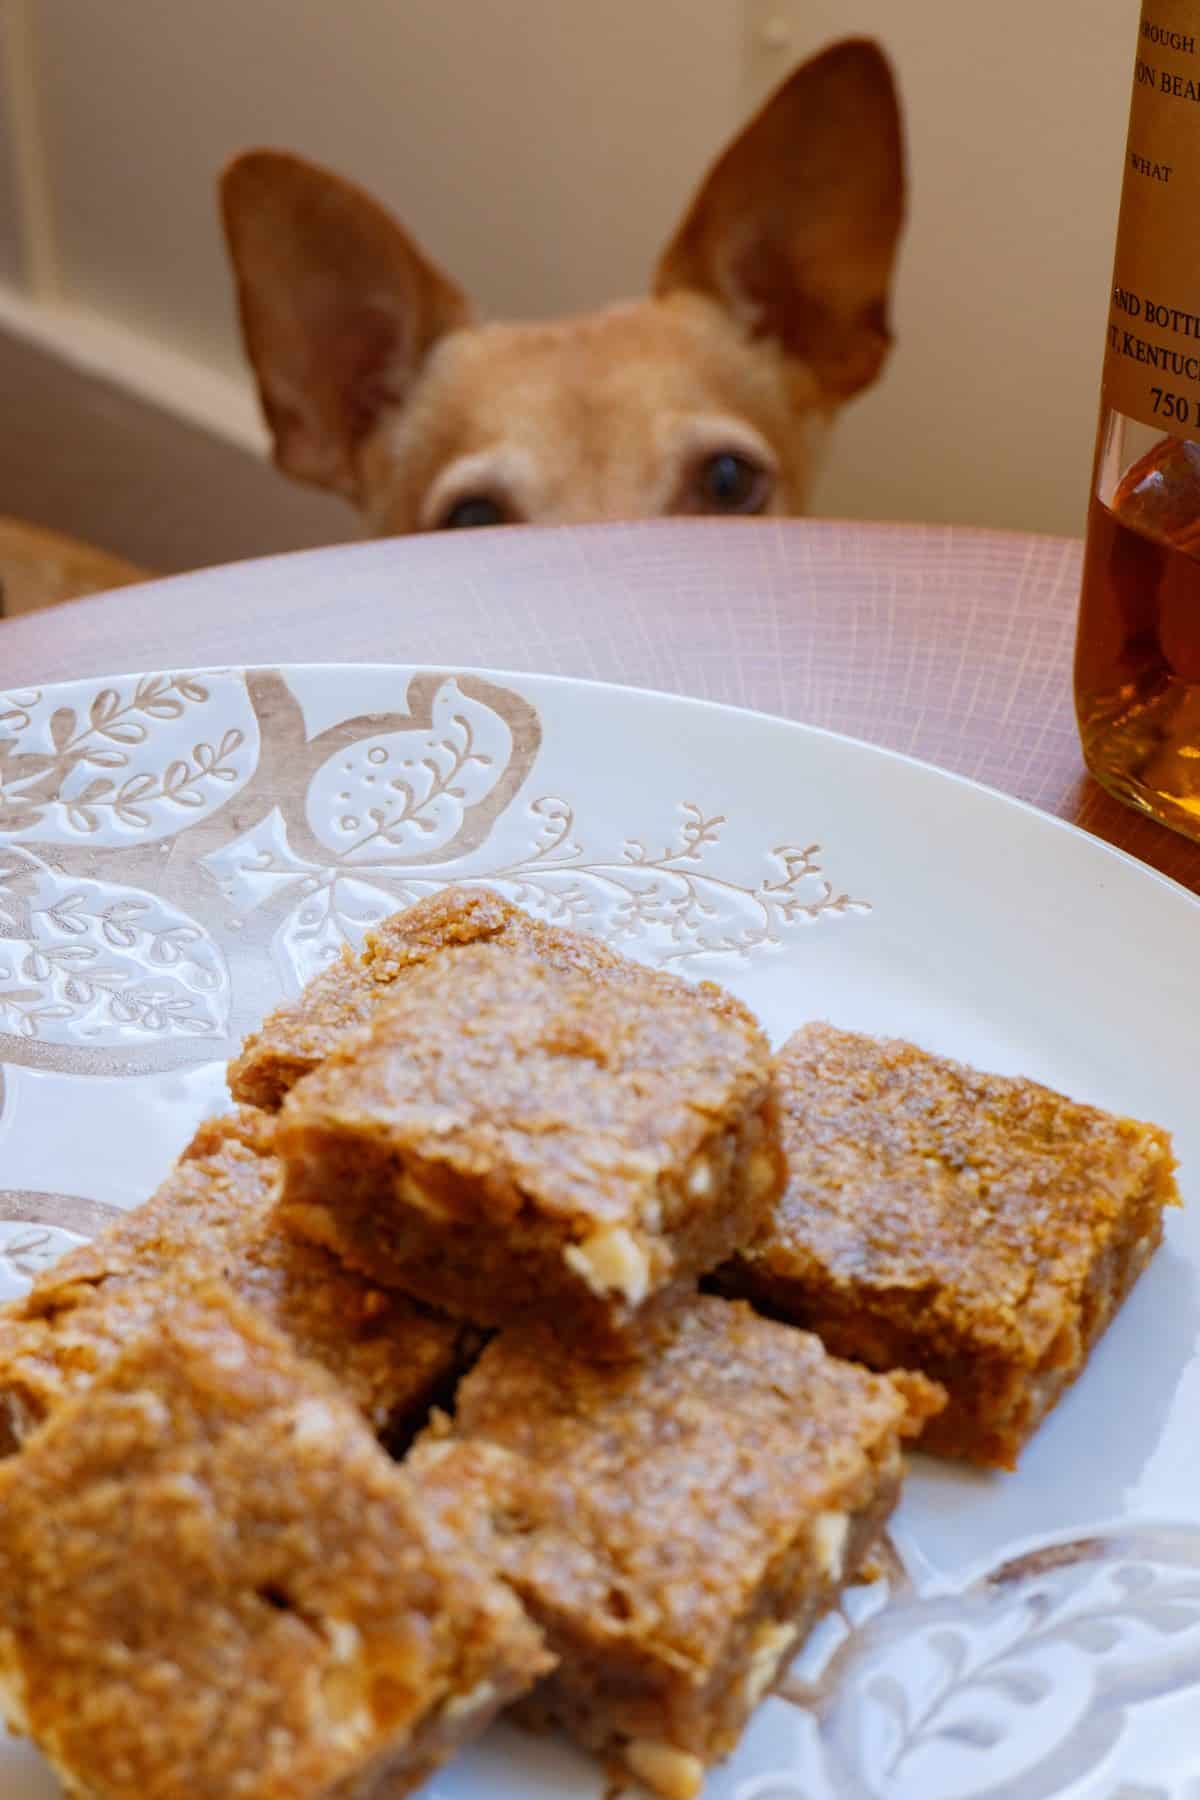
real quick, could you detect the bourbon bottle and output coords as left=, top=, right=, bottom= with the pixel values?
left=1076, top=1, right=1200, bottom=839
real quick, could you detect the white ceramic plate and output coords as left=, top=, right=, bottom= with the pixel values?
left=1, top=664, right=1198, bottom=1799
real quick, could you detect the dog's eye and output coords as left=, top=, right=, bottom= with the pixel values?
left=695, top=452, right=770, bottom=515
left=439, top=496, right=508, bottom=529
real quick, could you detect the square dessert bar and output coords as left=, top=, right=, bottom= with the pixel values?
left=229, top=885, right=630, bottom=1109
left=723, top=1023, right=1180, bottom=1469
left=0, top=1282, right=548, bottom=1799
left=0, top=1107, right=468, bottom=1455
left=408, top=1296, right=942, bottom=1800
left=277, top=938, right=782, bottom=1348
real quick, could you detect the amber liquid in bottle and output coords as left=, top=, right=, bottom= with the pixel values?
left=1076, top=425, right=1200, bottom=834
left=1074, top=0, right=1200, bottom=838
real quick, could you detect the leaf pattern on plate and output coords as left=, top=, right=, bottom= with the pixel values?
left=269, top=875, right=399, bottom=992
left=457, top=797, right=868, bottom=961
left=783, top=1530, right=1200, bottom=1798
left=0, top=673, right=258, bottom=846
left=199, top=670, right=543, bottom=994
left=0, top=851, right=229, bottom=1051
left=199, top=805, right=321, bottom=916
left=211, top=792, right=868, bottom=994
left=0, top=690, right=41, bottom=734
left=0, top=1194, right=123, bottom=1300
left=305, top=676, right=514, bottom=863
left=0, top=1223, right=86, bottom=1283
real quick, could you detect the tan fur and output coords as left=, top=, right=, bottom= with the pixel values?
left=221, top=39, right=904, bottom=534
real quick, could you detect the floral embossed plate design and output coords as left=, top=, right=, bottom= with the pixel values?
left=1, top=665, right=1198, bottom=1799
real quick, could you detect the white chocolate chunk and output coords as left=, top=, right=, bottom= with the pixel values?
left=0, top=1657, right=31, bottom=1735
left=741, top=1619, right=800, bottom=1710
left=747, top=1150, right=777, bottom=1200
left=282, top=1202, right=343, bottom=1255
left=442, top=1677, right=499, bottom=1722
left=313, top=1631, right=377, bottom=1761
left=564, top=1227, right=650, bottom=1305
left=411, top=1436, right=453, bottom=1467
left=812, top=1509, right=850, bottom=1581
left=625, top=1739, right=705, bottom=1799
left=324, top=1619, right=362, bottom=1663
left=641, top=1194, right=664, bottom=1233
left=287, top=1399, right=341, bottom=1450
left=686, top=1158, right=713, bottom=1199
left=398, top=1172, right=453, bottom=1220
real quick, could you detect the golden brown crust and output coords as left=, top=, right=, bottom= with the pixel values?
left=228, top=887, right=626, bottom=1109
left=0, top=1282, right=548, bottom=1798
left=0, top=1108, right=467, bottom=1452
left=228, top=885, right=758, bottom=1110
left=723, top=1023, right=1180, bottom=1467
left=407, top=1296, right=941, bottom=1791
left=362, top=887, right=627, bottom=985
left=277, top=940, right=780, bottom=1345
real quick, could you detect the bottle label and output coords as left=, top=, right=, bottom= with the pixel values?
left=1103, top=1, right=1200, bottom=446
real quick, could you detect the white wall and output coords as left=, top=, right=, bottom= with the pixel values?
left=33, top=0, right=743, bottom=368
left=794, top=1, right=1134, bottom=536
left=2, top=1, right=1139, bottom=544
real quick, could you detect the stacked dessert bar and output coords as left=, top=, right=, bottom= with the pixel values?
left=0, top=887, right=1177, bottom=1798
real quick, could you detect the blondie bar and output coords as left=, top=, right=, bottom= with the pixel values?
left=0, top=1282, right=548, bottom=1797
left=723, top=1023, right=1180, bottom=1468
left=229, top=886, right=629, bottom=1109
left=277, top=940, right=781, bottom=1348
left=408, top=1296, right=942, bottom=1798
left=0, top=1107, right=467, bottom=1454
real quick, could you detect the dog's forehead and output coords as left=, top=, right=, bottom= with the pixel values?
left=426, top=296, right=797, bottom=425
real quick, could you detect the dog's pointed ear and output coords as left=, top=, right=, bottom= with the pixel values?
left=654, top=39, right=904, bottom=405
left=220, top=150, right=471, bottom=498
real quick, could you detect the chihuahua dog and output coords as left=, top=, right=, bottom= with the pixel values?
left=220, top=37, right=903, bottom=535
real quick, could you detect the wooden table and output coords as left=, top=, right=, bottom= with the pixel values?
left=0, top=516, right=147, bottom=618
left=3, top=517, right=1198, bottom=895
